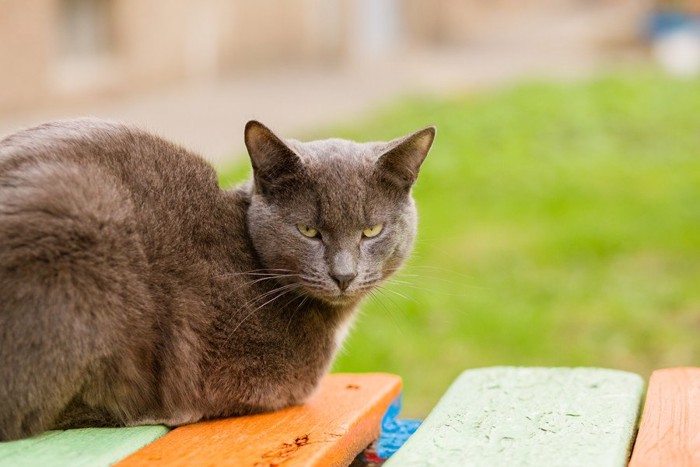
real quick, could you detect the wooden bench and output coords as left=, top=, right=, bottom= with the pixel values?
left=386, top=366, right=699, bottom=467
left=0, top=373, right=402, bottom=467
left=386, top=367, right=645, bottom=466
left=1, top=367, right=698, bottom=466
left=629, top=367, right=700, bottom=467
left=117, top=373, right=401, bottom=467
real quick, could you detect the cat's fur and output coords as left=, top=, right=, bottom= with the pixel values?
left=0, top=118, right=434, bottom=441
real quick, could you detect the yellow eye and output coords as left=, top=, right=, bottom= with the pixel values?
left=362, top=224, right=383, bottom=238
left=297, top=225, right=319, bottom=238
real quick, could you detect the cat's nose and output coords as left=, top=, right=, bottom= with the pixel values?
left=330, top=272, right=357, bottom=291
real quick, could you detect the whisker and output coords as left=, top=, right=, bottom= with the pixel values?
left=285, top=295, right=309, bottom=336
left=212, top=273, right=297, bottom=282
left=383, top=280, right=436, bottom=294
left=248, top=274, right=300, bottom=286
left=222, top=284, right=301, bottom=346
left=219, top=282, right=300, bottom=333
left=383, top=266, right=491, bottom=291
left=376, top=285, right=417, bottom=304
left=243, top=283, right=300, bottom=308
left=222, top=268, right=296, bottom=274
left=368, top=290, right=405, bottom=335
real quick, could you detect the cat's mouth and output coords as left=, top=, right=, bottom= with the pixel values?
left=298, top=282, right=365, bottom=306
left=324, top=295, right=354, bottom=306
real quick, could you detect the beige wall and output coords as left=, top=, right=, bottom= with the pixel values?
left=0, top=0, right=55, bottom=111
left=0, top=0, right=354, bottom=112
left=0, top=0, right=648, bottom=114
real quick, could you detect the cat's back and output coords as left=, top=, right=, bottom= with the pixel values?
left=0, top=120, right=202, bottom=437
left=0, top=119, right=242, bottom=306
left=0, top=120, right=245, bottom=434
left=0, top=118, right=227, bottom=246
left=0, top=120, right=144, bottom=255
left=0, top=118, right=220, bottom=199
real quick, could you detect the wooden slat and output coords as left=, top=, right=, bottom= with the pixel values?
left=117, top=373, right=402, bottom=467
left=0, top=431, right=64, bottom=460
left=385, top=367, right=644, bottom=467
left=629, top=367, right=700, bottom=467
left=0, top=426, right=169, bottom=467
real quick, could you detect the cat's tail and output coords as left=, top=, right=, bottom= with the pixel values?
left=0, top=162, right=157, bottom=440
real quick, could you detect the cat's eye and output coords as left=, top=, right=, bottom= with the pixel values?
left=297, top=225, right=320, bottom=238
left=362, top=224, right=383, bottom=238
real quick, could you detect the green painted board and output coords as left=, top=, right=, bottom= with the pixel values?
left=0, top=426, right=169, bottom=467
left=386, top=367, right=644, bottom=467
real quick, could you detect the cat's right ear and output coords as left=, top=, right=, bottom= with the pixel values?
left=244, top=120, right=302, bottom=195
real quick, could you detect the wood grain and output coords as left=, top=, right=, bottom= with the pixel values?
left=629, top=367, right=700, bottom=467
left=385, top=367, right=644, bottom=467
left=116, top=373, right=402, bottom=467
left=0, top=426, right=169, bottom=467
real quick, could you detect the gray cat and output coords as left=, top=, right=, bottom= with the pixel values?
left=0, top=118, right=434, bottom=441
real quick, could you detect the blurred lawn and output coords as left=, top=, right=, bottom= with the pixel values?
left=219, top=73, right=700, bottom=417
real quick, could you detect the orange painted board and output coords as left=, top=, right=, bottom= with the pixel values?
left=629, top=367, right=700, bottom=467
left=116, top=373, right=402, bottom=467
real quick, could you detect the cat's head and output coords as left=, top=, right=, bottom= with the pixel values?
left=244, top=121, right=434, bottom=306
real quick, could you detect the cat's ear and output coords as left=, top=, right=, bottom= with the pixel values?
left=376, top=126, right=435, bottom=190
left=244, top=120, right=302, bottom=195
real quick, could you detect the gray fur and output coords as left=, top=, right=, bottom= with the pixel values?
left=0, top=118, right=434, bottom=440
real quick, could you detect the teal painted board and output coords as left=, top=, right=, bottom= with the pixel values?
left=0, top=431, right=64, bottom=459
left=0, top=426, right=169, bottom=467
left=386, top=367, right=644, bottom=467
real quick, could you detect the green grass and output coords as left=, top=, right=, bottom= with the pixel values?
left=219, top=73, right=700, bottom=417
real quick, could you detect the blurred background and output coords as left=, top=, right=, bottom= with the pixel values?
left=1, top=0, right=699, bottom=417
left=0, top=0, right=662, bottom=159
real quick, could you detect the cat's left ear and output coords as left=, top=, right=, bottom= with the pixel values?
left=376, top=126, right=436, bottom=190
left=244, top=120, right=302, bottom=195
